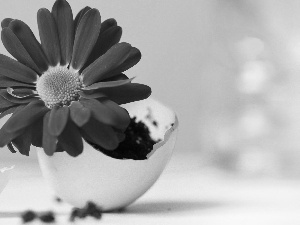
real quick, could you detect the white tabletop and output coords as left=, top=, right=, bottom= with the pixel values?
left=0, top=158, right=300, bottom=225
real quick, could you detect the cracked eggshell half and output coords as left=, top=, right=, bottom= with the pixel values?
left=37, top=98, right=178, bottom=211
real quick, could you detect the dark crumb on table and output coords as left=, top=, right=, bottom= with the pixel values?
left=86, top=117, right=160, bottom=160
left=21, top=210, right=36, bottom=223
left=70, top=208, right=84, bottom=221
left=70, top=201, right=102, bottom=222
left=39, top=211, right=55, bottom=223
left=21, top=210, right=55, bottom=223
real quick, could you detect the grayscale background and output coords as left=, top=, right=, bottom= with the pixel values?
left=0, top=0, right=300, bottom=177
left=2, top=1, right=300, bottom=224
left=1, top=0, right=300, bottom=178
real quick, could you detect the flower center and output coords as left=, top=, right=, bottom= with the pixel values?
left=36, top=66, right=83, bottom=108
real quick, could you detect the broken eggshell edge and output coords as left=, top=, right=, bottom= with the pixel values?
left=0, top=166, right=14, bottom=195
left=36, top=98, right=178, bottom=211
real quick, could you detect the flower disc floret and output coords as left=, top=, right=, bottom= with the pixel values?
left=36, top=66, right=82, bottom=108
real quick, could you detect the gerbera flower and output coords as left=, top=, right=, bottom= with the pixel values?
left=0, top=0, right=151, bottom=157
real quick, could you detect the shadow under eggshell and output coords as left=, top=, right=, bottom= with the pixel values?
left=37, top=98, right=178, bottom=211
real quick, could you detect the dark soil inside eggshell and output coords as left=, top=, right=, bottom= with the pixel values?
left=87, top=117, right=160, bottom=160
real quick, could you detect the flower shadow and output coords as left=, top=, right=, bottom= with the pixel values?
left=119, top=200, right=225, bottom=215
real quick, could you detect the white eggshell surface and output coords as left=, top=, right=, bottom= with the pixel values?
left=37, top=98, right=178, bottom=211
left=0, top=166, right=14, bottom=195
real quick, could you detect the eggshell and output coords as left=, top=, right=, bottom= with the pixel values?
left=37, top=98, right=178, bottom=211
left=0, top=166, right=14, bottom=194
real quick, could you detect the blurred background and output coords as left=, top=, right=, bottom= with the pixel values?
left=1, top=0, right=300, bottom=178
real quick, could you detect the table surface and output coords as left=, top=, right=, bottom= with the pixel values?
left=0, top=156, right=300, bottom=225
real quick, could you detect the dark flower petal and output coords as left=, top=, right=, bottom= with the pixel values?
left=37, top=8, right=61, bottom=66
left=82, top=43, right=132, bottom=86
left=0, top=105, right=24, bottom=120
left=8, top=20, right=49, bottom=73
left=0, top=105, right=26, bottom=147
left=80, top=98, right=115, bottom=126
left=114, top=130, right=125, bottom=142
left=81, top=118, right=119, bottom=150
left=80, top=98, right=129, bottom=130
left=0, top=126, right=23, bottom=148
left=1, top=28, right=41, bottom=73
left=101, top=83, right=151, bottom=105
left=102, top=83, right=151, bottom=105
left=70, top=101, right=91, bottom=127
left=111, top=47, right=141, bottom=74
left=71, top=8, right=101, bottom=70
left=79, top=91, right=106, bottom=99
left=55, top=142, right=64, bottom=152
left=7, top=88, right=36, bottom=98
left=0, top=76, right=35, bottom=88
left=74, top=6, right=91, bottom=31
left=83, top=83, right=151, bottom=105
left=0, top=89, right=37, bottom=104
left=3, top=100, right=48, bottom=133
left=82, top=77, right=133, bottom=90
left=0, top=54, right=38, bottom=83
left=43, top=111, right=57, bottom=156
left=7, top=142, right=17, bottom=153
left=1, top=18, right=13, bottom=28
left=100, top=98, right=130, bottom=131
left=82, top=26, right=122, bottom=70
left=1, top=96, right=36, bottom=105
left=85, top=47, right=141, bottom=77
left=58, top=120, right=83, bottom=157
left=52, top=0, right=74, bottom=66
left=101, top=73, right=128, bottom=82
left=100, top=18, right=117, bottom=34
left=0, top=107, right=9, bottom=113
left=96, top=25, right=122, bottom=55
left=48, top=106, right=69, bottom=136
left=0, top=94, right=17, bottom=109
left=0, top=102, right=23, bottom=114
left=12, top=126, right=32, bottom=156
left=31, top=118, right=43, bottom=147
